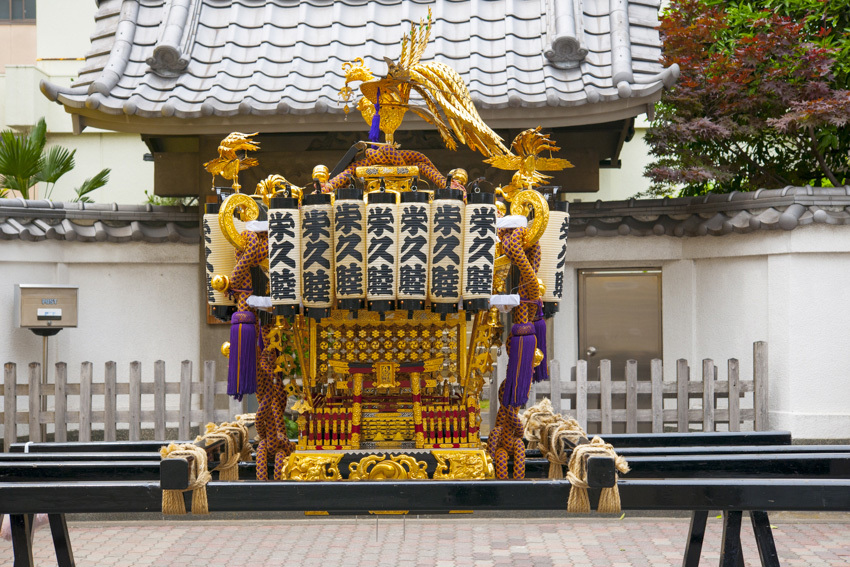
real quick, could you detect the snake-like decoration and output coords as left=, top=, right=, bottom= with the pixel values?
left=322, top=145, right=466, bottom=193
left=488, top=381, right=526, bottom=480
left=486, top=201, right=544, bottom=480
left=226, top=228, right=294, bottom=480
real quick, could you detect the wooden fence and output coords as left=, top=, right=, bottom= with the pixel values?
left=2, top=342, right=769, bottom=449
left=488, top=341, right=769, bottom=434
left=1, top=360, right=241, bottom=451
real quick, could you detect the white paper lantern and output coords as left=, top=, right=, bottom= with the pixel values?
left=366, top=191, right=398, bottom=313
left=429, top=188, right=465, bottom=315
left=203, top=202, right=237, bottom=309
left=301, top=193, right=335, bottom=320
left=268, top=195, right=301, bottom=317
left=397, top=190, right=431, bottom=312
left=539, top=200, right=570, bottom=317
left=334, top=187, right=367, bottom=311
left=462, top=192, right=498, bottom=312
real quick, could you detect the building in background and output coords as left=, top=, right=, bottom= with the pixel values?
left=0, top=0, right=153, bottom=203
left=4, top=0, right=848, bottom=442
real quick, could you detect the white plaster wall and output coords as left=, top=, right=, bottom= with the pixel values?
left=550, top=224, right=850, bottom=439
left=0, top=0, right=154, bottom=204
left=38, top=133, right=154, bottom=204
left=597, top=127, right=653, bottom=201
left=1, top=240, right=201, bottom=440
left=36, top=0, right=93, bottom=61
left=771, top=253, right=850, bottom=438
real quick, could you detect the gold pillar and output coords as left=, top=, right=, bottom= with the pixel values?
left=411, top=372, right=424, bottom=449
left=467, top=394, right=477, bottom=444
left=297, top=414, right=307, bottom=450
left=352, top=373, right=362, bottom=448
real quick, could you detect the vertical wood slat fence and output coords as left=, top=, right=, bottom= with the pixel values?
left=488, top=341, right=769, bottom=434
left=1, top=360, right=242, bottom=451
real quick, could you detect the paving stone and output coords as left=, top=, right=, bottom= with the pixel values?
left=2, top=516, right=850, bottom=567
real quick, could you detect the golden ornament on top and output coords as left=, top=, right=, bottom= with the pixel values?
left=338, top=8, right=508, bottom=156
left=203, top=132, right=260, bottom=192
left=218, top=193, right=259, bottom=252
left=256, top=174, right=302, bottom=206
left=488, top=127, right=573, bottom=196
left=312, top=165, right=330, bottom=184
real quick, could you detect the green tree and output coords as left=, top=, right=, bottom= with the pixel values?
left=644, top=0, right=850, bottom=197
left=0, top=117, right=111, bottom=201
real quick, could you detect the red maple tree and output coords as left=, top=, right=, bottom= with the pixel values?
left=644, top=0, right=850, bottom=196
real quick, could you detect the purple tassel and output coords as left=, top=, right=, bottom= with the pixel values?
left=368, top=88, right=381, bottom=142
left=227, top=310, right=258, bottom=401
left=533, top=317, right=549, bottom=383
left=502, top=322, right=537, bottom=407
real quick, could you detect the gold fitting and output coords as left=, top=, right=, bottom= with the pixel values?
left=211, top=275, right=230, bottom=292
left=537, top=277, right=546, bottom=297
left=312, top=165, right=330, bottom=183
left=221, top=342, right=231, bottom=357
left=533, top=347, right=544, bottom=368
left=448, top=168, right=468, bottom=187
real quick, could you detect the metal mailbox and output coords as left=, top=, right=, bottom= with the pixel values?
left=15, top=284, right=79, bottom=330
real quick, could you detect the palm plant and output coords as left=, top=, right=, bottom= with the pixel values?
left=0, top=117, right=110, bottom=202
left=0, top=118, right=47, bottom=199
left=74, top=169, right=110, bottom=203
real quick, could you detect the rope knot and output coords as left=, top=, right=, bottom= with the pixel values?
left=159, top=443, right=212, bottom=515
left=567, top=437, right=630, bottom=514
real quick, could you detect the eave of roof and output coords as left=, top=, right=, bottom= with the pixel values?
left=0, top=199, right=199, bottom=243
left=40, top=0, right=678, bottom=135
left=570, top=186, right=850, bottom=238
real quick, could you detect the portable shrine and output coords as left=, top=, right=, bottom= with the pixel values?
left=203, top=11, right=572, bottom=481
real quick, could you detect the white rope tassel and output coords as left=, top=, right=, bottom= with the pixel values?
left=462, top=197, right=497, bottom=309
left=366, top=196, right=399, bottom=305
left=334, top=193, right=367, bottom=302
left=301, top=197, right=335, bottom=310
left=429, top=193, right=465, bottom=305
left=397, top=193, right=431, bottom=303
left=268, top=201, right=302, bottom=309
left=539, top=205, right=570, bottom=304
left=203, top=210, right=237, bottom=306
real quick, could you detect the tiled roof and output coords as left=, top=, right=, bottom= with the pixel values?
left=3, top=187, right=848, bottom=244
left=0, top=199, right=199, bottom=243
left=40, top=0, right=678, bottom=134
left=569, top=186, right=850, bottom=238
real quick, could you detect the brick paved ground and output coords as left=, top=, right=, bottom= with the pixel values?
left=2, top=515, right=849, bottom=567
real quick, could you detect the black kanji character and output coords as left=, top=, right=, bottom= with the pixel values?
left=401, top=205, right=428, bottom=236
left=368, top=263, right=394, bottom=296
left=336, top=232, right=363, bottom=263
left=433, top=234, right=460, bottom=264
left=431, top=265, right=459, bottom=298
left=433, top=204, right=461, bottom=236
left=398, top=265, right=426, bottom=295
left=335, top=202, right=362, bottom=235
left=400, top=234, right=427, bottom=263
left=303, top=239, right=331, bottom=270
left=556, top=216, right=570, bottom=270
left=368, top=235, right=394, bottom=264
left=303, top=270, right=331, bottom=303
left=464, top=265, right=491, bottom=296
left=336, top=262, right=364, bottom=296
left=271, top=270, right=297, bottom=300
left=303, top=209, right=331, bottom=241
left=368, top=206, right=395, bottom=237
